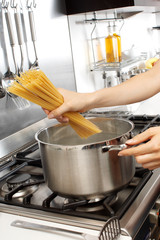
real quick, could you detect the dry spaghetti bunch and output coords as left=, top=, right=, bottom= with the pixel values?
left=8, top=69, right=101, bottom=138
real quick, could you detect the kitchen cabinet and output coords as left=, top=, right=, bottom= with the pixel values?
left=65, top=0, right=160, bottom=15
left=65, top=0, right=134, bottom=15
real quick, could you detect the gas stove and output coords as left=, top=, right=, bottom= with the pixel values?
left=0, top=114, right=159, bottom=240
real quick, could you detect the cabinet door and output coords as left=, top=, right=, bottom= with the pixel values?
left=65, top=0, right=134, bottom=15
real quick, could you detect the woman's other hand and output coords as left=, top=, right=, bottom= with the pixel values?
left=118, top=127, right=160, bottom=170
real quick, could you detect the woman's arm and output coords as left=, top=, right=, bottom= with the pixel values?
left=47, top=59, right=160, bottom=121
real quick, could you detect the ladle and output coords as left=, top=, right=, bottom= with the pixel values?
left=2, top=1, right=30, bottom=109
left=1, top=1, right=15, bottom=97
left=27, top=0, right=39, bottom=69
left=1, top=10, right=17, bottom=100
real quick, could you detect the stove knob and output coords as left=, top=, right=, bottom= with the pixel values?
left=149, top=208, right=160, bottom=226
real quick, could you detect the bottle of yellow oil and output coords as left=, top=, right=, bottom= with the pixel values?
left=113, top=23, right=122, bottom=62
left=105, top=22, right=119, bottom=63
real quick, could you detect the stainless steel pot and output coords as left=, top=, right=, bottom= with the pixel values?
left=35, top=117, right=135, bottom=200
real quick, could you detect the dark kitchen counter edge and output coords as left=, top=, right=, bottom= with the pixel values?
left=0, top=117, right=57, bottom=161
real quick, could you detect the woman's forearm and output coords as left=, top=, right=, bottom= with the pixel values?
left=91, top=63, right=160, bottom=109
left=47, top=60, right=160, bottom=119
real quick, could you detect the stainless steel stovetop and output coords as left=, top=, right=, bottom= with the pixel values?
left=0, top=113, right=159, bottom=240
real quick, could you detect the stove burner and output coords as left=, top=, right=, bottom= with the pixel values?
left=77, top=195, right=118, bottom=213
left=63, top=195, right=118, bottom=213
left=6, top=173, right=31, bottom=190
left=0, top=173, right=39, bottom=199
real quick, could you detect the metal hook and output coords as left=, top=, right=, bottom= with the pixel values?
left=26, top=0, right=32, bottom=9
left=33, top=0, right=36, bottom=8
left=10, top=0, right=18, bottom=10
left=26, top=0, right=36, bottom=9
left=2, top=0, right=9, bottom=9
left=19, top=0, right=23, bottom=11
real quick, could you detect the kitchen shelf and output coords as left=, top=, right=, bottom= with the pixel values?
left=87, top=13, right=128, bottom=72
left=91, top=56, right=144, bottom=71
left=65, top=0, right=135, bottom=15
left=65, top=0, right=160, bottom=15
left=85, top=12, right=146, bottom=72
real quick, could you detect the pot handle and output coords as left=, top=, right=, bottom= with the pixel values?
left=101, top=144, right=127, bottom=153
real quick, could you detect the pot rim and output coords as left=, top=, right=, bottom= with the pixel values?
left=35, top=117, right=134, bottom=150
